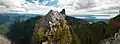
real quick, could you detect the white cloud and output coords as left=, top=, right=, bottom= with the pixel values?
left=0, top=0, right=25, bottom=7
left=58, top=0, right=120, bottom=10
left=0, top=5, right=8, bottom=13
left=58, top=0, right=97, bottom=9
left=0, top=0, right=119, bottom=19
left=0, top=0, right=26, bottom=12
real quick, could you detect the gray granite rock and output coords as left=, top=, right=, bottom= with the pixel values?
left=100, top=29, right=120, bottom=44
left=0, top=36, right=11, bottom=44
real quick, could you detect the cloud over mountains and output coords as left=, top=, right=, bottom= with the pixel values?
left=0, top=0, right=120, bottom=16
left=0, top=0, right=25, bottom=13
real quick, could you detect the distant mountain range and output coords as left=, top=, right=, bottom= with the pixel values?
left=0, top=13, right=41, bottom=35
left=0, top=13, right=109, bottom=25
left=0, top=13, right=110, bottom=33
left=0, top=13, right=40, bottom=25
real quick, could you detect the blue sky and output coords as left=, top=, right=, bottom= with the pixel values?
left=0, top=0, right=120, bottom=18
left=26, top=0, right=59, bottom=7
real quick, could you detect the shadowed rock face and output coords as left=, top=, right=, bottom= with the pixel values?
left=110, top=15, right=120, bottom=29
left=33, top=9, right=72, bottom=44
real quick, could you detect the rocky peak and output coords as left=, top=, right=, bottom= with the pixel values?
left=33, top=9, right=72, bottom=44
left=35, top=9, right=66, bottom=31
left=45, top=9, right=66, bottom=24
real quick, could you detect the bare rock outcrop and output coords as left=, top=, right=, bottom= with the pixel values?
left=0, top=36, right=11, bottom=44
left=32, top=9, right=72, bottom=44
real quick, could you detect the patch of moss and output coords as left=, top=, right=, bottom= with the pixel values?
left=34, top=27, right=46, bottom=43
left=47, top=19, right=72, bottom=44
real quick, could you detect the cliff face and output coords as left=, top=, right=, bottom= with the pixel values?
left=33, top=9, right=72, bottom=44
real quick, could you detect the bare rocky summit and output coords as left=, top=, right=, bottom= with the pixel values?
left=32, top=9, right=72, bottom=44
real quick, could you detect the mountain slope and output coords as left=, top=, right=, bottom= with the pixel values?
left=32, top=9, right=72, bottom=44
left=100, top=12, right=120, bottom=44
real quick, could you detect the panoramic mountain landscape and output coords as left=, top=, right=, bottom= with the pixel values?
left=0, top=9, right=119, bottom=44
left=0, top=0, right=120, bottom=44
